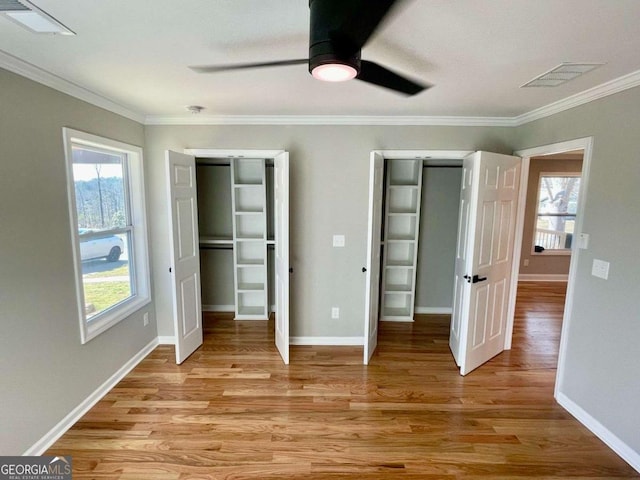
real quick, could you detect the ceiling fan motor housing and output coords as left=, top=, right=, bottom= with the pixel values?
left=308, top=0, right=361, bottom=75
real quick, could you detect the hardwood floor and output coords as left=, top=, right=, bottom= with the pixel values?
left=47, top=282, right=639, bottom=479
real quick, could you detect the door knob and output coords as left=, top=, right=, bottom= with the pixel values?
left=472, top=275, right=487, bottom=284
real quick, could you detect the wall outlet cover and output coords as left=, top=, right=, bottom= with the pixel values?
left=333, top=235, right=345, bottom=247
left=331, top=307, right=340, bottom=319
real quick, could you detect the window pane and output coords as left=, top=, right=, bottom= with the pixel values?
left=72, top=145, right=133, bottom=318
left=535, top=215, right=576, bottom=249
left=72, top=147, right=128, bottom=230
left=537, top=176, right=581, bottom=215
left=80, top=232, right=133, bottom=319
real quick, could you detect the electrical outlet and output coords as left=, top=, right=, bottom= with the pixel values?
left=143, top=312, right=149, bottom=326
left=523, top=258, right=529, bottom=267
left=331, top=307, right=340, bottom=319
left=333, top=235, right=345, bottom=247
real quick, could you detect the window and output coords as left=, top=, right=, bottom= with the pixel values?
left=64, top=129, right=150, bottom=343
left=533, top=173, right=581, bottom=254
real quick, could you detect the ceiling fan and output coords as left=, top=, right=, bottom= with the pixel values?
left=189, top=0, right=429, bottom=96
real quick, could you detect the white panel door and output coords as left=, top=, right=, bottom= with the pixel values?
left=451, top=151, right=521, bottom=375
left=166, top=150, right=203, bottom=364
left=363, top=152, right=385, bottom=364
left=274, top=152, right=290, bottom=364
left=449, top=154, right=474, bottom=366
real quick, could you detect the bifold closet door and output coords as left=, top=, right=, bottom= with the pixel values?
left=166, top=150, right=203, bottom=364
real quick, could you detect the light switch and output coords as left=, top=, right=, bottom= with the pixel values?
left=578, top=233, right=590, bottom=249
left=333, top=235, right=345, bottom=247
left=591, top=259, right=610, bottom=280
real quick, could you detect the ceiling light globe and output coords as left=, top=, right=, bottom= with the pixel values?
left=311, top=63, right=358, bottom=82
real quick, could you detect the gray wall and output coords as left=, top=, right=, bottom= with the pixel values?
left=145, top=125, right=514, bottom=338
left=415, top=166, right=462, bottom=310
left=0, top=69, right=155, bottom=454
left=6, top=60, right=638, bottom=464
left=519, top=156, right=583, bottom=276
left=514, top=86, right=640, bottom=455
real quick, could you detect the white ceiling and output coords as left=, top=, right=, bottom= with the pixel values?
left=2, top=0, right=640, bottom=120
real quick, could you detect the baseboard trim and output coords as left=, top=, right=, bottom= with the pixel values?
left=556, top=392, right=640, bottom=473
left=415, top=307, right=452, bottom=314
left=203, top=305, right=277, bottom=313
left=157, top=336, right=176, bottom=345
left=290, top=336, right=364, bottom=346
left=24, top=337, right=159, bottom=456
left=518, top=274, right=569, bottom=282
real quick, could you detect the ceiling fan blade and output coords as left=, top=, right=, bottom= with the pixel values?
left=190, top=59, right=308, bottom=74
left=332, top=0, right=401, bottom=55
left=357, top=60, right=429, bottom=96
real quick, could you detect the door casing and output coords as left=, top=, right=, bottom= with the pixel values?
left=510, top=137, right=594, bottom=397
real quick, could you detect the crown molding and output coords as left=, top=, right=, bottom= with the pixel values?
left=144, top=114, right=514, bottom=127
left=513, top=68, right=640, bottom=126
left=3, top=48, right=640, bottom=129
left=0, top=49, right=145, bottom=124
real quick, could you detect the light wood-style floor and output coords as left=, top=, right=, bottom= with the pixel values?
left=48, top=282, right=639, bottom=479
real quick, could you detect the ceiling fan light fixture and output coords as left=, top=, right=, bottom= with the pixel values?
left=311, top=63, right=358, bottom=82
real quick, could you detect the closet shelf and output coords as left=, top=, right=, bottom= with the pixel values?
left=199, top=236, right=233, bottom=245
left=385, top=285, right=412, bottom=293
left=388, top=211, right=418, bottom=216
left=237, top=282, right=265, bottom=292
left=385, top=262, right=414, bottom=268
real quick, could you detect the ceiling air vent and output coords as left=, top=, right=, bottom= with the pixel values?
left=0, top=1, right=30, bottom=11
left=521, top=63, right=603, bottom=88
left=0, top=0, right=74, bottom=34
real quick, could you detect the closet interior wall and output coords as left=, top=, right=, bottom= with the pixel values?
left=196, top=159, right=275, bottom=314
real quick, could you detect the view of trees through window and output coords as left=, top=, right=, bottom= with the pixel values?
left=72, top=146, right=132, bottom=319
left=535, top=174, right=581, bottom=251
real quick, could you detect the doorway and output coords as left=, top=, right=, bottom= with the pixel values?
left=508, top=137, right=593, bottom=395
left=363, top=150, right=472, bottom=364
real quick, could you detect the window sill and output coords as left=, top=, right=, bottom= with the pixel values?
left=82, top=296, right=151, bottom=344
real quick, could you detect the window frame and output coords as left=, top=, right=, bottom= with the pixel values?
left=531, top=171, right=581, bottom=256
left=63, top=128, right=150, bottom=343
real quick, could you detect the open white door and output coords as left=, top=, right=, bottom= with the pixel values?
left=363, top=152, right=385, bottom=364
left=450, top=151, right=521, bottom=375
left=274, top=152, right=290, bottom=364
left=166, top=150, right=203, bottom=364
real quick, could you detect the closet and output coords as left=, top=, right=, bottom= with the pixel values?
left=166, top=149, right=290, bottom=365
left=198, top=158, right=271, bottom=319
left=364, top=150, right=466, bottom=364
left=379, top=158, right=462, bottom=321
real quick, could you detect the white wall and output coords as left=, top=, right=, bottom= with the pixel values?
left=514, top=86, right=640, bottom=457
left=0, top=68, right=155, bottom=454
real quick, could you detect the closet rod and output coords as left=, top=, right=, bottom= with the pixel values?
left=199, top=244, right=234, bottom=250
left=421, top=165, right=462, bottom=169
left=196, top=161, right=274, bottom=168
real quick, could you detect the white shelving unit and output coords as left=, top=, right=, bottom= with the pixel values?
left=231, top=158, right=269, bottom=319
left=380, top=159, right=423, bottom=321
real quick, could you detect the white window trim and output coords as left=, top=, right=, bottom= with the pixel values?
left=531, top=171, right=581, bottom=256
left=63, top=128, right=150, bottom=343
